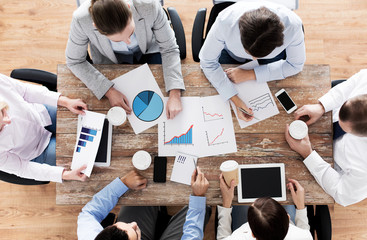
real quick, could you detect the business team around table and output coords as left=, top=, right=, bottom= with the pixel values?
left=1, top=0, right=367, bottom=239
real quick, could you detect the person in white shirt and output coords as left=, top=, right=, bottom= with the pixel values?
left=217, top=174, right=312, bottom=240
left=199, top=1, right=305, bottom=122
left=0, top=73, right=88, bottom=183
left=285, top=69, right=367, bottom=206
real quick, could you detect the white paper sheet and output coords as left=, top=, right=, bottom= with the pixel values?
left=230, top=80, right=279, bottom=128
left=158, top=95, right=237, bottom=157
left=71, top=111, right=106, bottom=177
left=112, top=64, right=165, bottom=134
left=170, top=152, right=198, bottom=185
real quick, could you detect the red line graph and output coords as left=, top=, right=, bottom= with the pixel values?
left=210, top=128, right=224, bottom=145
left=204, top=111, right=223, bottom=118
left=164, top=124, right=193, bottom=144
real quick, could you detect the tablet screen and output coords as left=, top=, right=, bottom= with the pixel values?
left=240, top=167, right=282, bottom=198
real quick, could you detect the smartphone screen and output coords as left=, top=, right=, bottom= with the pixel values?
left=276, top=91, right=296, bottom=111
left=153, top=156, right=167, bottom=183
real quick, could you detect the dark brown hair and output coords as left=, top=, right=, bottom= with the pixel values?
left=339, top=94, right=367, bottom=136
left=95, top=225, right=129, bottom=240
left=239, top=7, right=284, bottom=58
left=248, top=197, right=289, bottom=240
left=89, top=0, right=132, bottom=35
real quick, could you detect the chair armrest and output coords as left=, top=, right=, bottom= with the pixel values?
left=0, top=170, right=49, bottom=185
left=192, top=8, right=207, bottom=62
left=167, top=7, right=186, bottom=60
left=10, top=68, right=57, bottom=92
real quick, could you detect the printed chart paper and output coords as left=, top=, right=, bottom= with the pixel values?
left=112, top=64, right=165, bottom=134
left=158, top=95, right=237, bottom=157
left=170, top=152, right=198, bottom=185
left=230, top=80, right=279, bottom=128
left=71, top=111, right=106, bottom=177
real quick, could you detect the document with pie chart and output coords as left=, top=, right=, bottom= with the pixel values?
left=112, top=64, right=165, bottom=134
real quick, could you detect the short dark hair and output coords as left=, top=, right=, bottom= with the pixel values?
left=95, top=225, right=129, bottom=240
left=248, top=197, right=289, bottom=240
left=89, top=0, right=132, bottom=35
left=339, top=94, right=367, bottom=136
left=239, top=7, right=284, bottom=58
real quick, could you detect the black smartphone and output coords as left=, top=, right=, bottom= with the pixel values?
left=153, top=156, right=167, bottom=183
left=275, top=89, right=297, bottom=114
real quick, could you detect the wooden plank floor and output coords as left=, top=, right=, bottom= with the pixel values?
left=1, top=0, right=367, bottom=239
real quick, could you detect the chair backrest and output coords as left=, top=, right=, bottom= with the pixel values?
left=212, top=0, right=299, bottom=10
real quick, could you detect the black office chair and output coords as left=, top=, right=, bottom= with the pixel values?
left=307, top=205, right=332, bottom=240
left=0, top=68, right=57, bottom=185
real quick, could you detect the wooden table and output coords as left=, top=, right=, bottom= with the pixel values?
left=56, top=64, right=333, bottom=205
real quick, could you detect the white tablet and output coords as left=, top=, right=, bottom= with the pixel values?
left=237, top=163, right=286, bottom=203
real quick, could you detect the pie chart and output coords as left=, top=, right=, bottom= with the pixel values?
left=133, top=90, right=164, bottom=122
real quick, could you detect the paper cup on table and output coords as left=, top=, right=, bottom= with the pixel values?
left=132, top=150, right=152, bottom=170
left=220, top=160, right=239, bottom=187
left=107, top=107, right=126, bottom=126
left=289, top=120, right=308, bottom=140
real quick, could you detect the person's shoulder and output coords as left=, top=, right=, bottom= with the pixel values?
left=285, top=224, right=313, bottom=240
left=132, top=0, right=159, bottom=12
left=73, top=0, right=92, bottom=21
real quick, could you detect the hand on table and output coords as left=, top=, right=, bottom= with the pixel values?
left=166, top=89, right=182, bottom=119
left=294, top=103, right=325, bottom=125
left=287, top=179, right=305, bottom=210
left=219, top=173, right=235, bottom=208
left=231, top=95, right=254, bottom=122
left=58, top=96, right=87, bottom=115
left=225, top=68, right=255, bottom=84
left=120, top=170, right=147, bottom=190
left=105, top=87, right=132, bottom=114
left=191, top=167, right=209, bottom=197
left=62, top=165, right=88, bottom=181
left=285, top=124, right=313, bottom=158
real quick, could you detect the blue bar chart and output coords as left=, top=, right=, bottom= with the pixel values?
left=164, top=125, right=193, bottom=145
left=76, top=127, right=98, bottom=153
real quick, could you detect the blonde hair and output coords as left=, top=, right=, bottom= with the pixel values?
left=0, top=99, right=8, bottom=111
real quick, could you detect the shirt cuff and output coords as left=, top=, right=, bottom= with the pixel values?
left=53, top=166, right=66, bottom=183
left=189, top=195, right=206, bottom=210
left=217, top=205, right=233, bottom=215
left=254, top=65, right=269, bottom=83
left=303, top=150, right=324, bottom=172
left=295, top=207, right=307, bottom=216
left=48, top=91, right=61, bottom=107
left=318, top=94, right=334, bottom=113
left=110, top=177, right=129, bottom=197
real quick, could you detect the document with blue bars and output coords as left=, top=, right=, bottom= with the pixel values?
left=71, top=110, right=106, bottom=177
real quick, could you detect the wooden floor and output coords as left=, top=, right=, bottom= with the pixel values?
left=1, top=0, right=367, bottom=239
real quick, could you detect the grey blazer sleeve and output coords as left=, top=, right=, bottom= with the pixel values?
left=65, top=16, right=113, bottom=100
left=149, top=0, right=185, bottom=92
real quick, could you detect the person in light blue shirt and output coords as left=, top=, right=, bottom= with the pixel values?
left=199, top=1, right=305, bottom=122
left=77, top=168, right=211, bottom=240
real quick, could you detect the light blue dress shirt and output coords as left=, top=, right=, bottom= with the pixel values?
left=77, top=177, right=206, bottom=240
left=199, top=0, right=306, bottom=100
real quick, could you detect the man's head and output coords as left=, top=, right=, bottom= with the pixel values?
left=0, top=100, right=10, bottom=131
left=339, top=94, right=367, bottom=137
left=95, top=221, right=141, bottom=240
left=90, top=0, right=134, bottom=44
left=239, top=7, right=284, bottom=58
left=248, top=197, right=289, bottom=240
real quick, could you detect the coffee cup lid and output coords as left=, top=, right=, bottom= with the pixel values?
left=132, top=150, right=151, bottom=170
left=220, top=160, right=239, bottom=171
left=107, top=107, right=126, bottom=126
left=289, top=120, right=308, bottom=139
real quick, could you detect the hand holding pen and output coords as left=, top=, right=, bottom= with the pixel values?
left=230, top=95, right=255, bottom=122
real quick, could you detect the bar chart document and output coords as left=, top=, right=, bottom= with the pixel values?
left=71, top=111, right=106, bottom=177
left=158, top=95, right=237, bottom=157
left=230, top=80, right=279, bottom=128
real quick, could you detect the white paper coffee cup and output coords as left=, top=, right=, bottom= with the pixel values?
left=132, top=150, right=151, bottom=170
left=220, top=160, right=239, bottom=186
left=107, top=107, right=126, bottom=126
left=289, top=120, right=308, bottom=140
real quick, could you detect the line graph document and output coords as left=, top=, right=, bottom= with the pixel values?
left=230, top=80, right=279, bottom=128
left=158, top=95, right=237, bottom=157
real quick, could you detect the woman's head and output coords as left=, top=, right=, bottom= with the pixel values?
left=0, top=100, right=10, bottom=131
left=248, top=197, right=289, bottom=240
left=90, top=0, right=132, bottom=36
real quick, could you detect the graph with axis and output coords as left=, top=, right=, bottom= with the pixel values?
left=202, top=106, right=224, bottom=122
left=249, top=93, right=275, bottom=111
left=206, top=128, right=228, bottom=146
left=164, top=123, right=194, bottom=145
